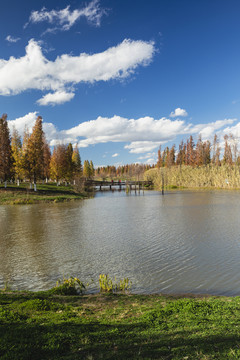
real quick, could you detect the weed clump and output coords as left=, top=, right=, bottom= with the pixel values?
left=99, top=274, right=132, bottom=293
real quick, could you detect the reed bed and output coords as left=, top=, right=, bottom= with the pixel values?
left=145, top=165, right=240, bottom=190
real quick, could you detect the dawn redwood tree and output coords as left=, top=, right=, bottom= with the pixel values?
left=43, top=136, right=51, bottom=182
left=186, top=136, right=195, bottom=166
left=211, top=134, right=221, bottom=166
left=90, top=160, right=95, bottom=178
left=27, top=116, right=44, bottom=190
left=176, top=140, right=186, bottom=167
left=223, top=134, right=233, bottom=166
left=166, top=145, right=175, bottom=167
left=157, top=146, right=163, bottom=168
left=0, top=114, right=12, bottom=187
left=22, top=127, right=32, bottom=184
left=72, top=144, right=82, bottom=177
left=11, top=126, right=23, bottom=185
left=162, top=147, right=169, bottom=167
left=66, top=143, right=74, bottom=182
left=203, top=140, right=211, bottom=165
left=83, top=160, right=91, bottom=179
left=50, top=144, right=67, bottom=184
left=195, top=135, right=204, bottom=166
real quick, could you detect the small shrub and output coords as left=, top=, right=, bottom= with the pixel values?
left=52, top=276, right=86, bottom=295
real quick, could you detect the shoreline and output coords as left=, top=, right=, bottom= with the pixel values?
left=0, top=183, right=90, bottom=204
left=2, top=184, right=240, bottom=205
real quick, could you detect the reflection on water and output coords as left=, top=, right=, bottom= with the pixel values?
left=1, top=190, right=240, bottom=295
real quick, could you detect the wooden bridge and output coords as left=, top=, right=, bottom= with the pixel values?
left=85, top=180, right=153, bottom=191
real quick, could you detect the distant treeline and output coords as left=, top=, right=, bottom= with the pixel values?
left=157, top=134, right=239, bottom=168
left=0, top=114, right=95, bottom=188
left=95, top=163, right=154, bottom=180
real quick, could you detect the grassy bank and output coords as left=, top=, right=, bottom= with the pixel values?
left=0, top=183, right=88, bottom=204
left=1, top=288, right=240, bottom=359
left=145, top=165, right=240, bottom=190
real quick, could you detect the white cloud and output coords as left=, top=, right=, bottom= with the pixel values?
left=191, top=119, right=236, bottom=139
left=0, top=39, right=155, bottom=105
left=112, top=153, right=119, bottom=157
left=64, top=115, right=185, bottom=144
left=125, top=142, right=161, bottom=154
left=26, top=0, right=106, bottom=31
left=138, top=152, right=156, bottom=160
left=5, top=35, right=21, bottom=43
left=8, top=112, right=38, bottom=136
left=170, top=108, right=188, bottom=118
left=8, top=112, right=238, bottom=156
left=145, top=158, right=156, bottom=165
left=37, top=91, right=75, bottom=106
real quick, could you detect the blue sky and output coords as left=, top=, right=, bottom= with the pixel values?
left=2, top=0, right=240, bottom=166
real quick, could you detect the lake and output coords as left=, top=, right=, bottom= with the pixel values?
left=1, top=190, right=240, bottom=296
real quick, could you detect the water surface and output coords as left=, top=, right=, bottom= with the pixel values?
left=1, top=190, right=240, bottom=296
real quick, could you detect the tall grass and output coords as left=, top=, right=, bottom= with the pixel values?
left=145, top=165, right=240, bottom=190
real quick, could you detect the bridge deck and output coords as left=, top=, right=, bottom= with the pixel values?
left=85, top=180, right=152, bottom=187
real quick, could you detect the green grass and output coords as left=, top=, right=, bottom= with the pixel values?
left=1, top=290, right=240, bottom=359
left=0, top=182, right=87, bottom=204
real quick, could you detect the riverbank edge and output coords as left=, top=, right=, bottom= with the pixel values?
left=0, top=184, right=92, bottom=204
left=1, top=289, right=240, bottom=359
left=155, top=185, right=240, bottom=192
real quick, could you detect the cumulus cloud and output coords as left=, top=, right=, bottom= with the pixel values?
left=8, top=112, right=38, bottom=136
left=112, top=153, right=119, bottom=157
left=0, top=39, right=155, bottom=105
left=170, top=108, right=188, bottom=118
left=37, top=91, right=75, bottom=106
left=191, top=119, right=236, bottom=139
left=8, top=112, right=238, bottom=155
left=5, top=35, right=21, bottom=43
left=145, top=158, right=156, bottom=165
left=63, top=115, right=186, bottom=146
left=138, top=152, right=156, bottom=160
left=125, top=141, right=161, bottom=154
left=26, top=0, right=106, bottom=31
